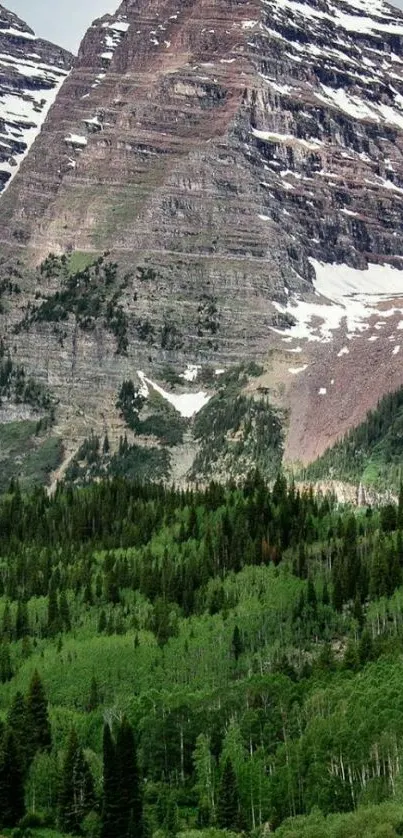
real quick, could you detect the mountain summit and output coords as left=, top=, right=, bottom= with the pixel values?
left=2, top=0, right=403, bottom=485
left=0, top=4, right=73, bottom=193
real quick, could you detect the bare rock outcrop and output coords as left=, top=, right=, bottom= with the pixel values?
left=2, top=0, right=403, bottom=473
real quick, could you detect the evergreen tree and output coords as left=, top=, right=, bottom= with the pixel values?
left=0, top=643, right=13, bottom=683
left=2, top=601, right=12, bottom=640
left=15, top=600, right=29, bottom=639
left=100, top=724, right=119, bottom=838
left=359, top=629, right=375, bottom=665
left=47, top=586, right=60, bottom=636
left=216, top=757, right=239, bottom=830
left=343, top=639, right=360, bottom=672
left=231, top=625, right=243, bottom=662
left=27, top=670, right=51, bottom=756
left=352, top=594, right=364, bottom=629
left=116, top=716, right=143, bottom=838
left=332, top=565, right=344, bottom=612
left=0, top=730, right=25, bottom=827
left=307, top=578, right=317, bottom=615
left=59, top=590, right=71, bottom=632
left=7, top=691, right=29, bottom=772
left=59, top=727, right=95, bottom=833
left=87, top=676, right=100, bottom=712
left=98, top=609, right=107, bottom=634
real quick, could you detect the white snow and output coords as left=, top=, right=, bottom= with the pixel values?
left=64, top=134, right=88, bottom=147
left=102, top=20, right=130, bottom=32
left=137, top=372, right=210, bottom=418
left=0, top=68, right=69, bottom=193
left=264, top=0, right=403, bottom=37
left=84, top=116, right=102, bottom=129
left=252, top=128, right=323, bottom=149
left=393, top=345, right=401, bottom=354
left=272, top=261, right=403, bottom=343
left=180, top=364, right=201, bottom=382
left=315, top=84, right=403, bottom=130
left=215, top=369, right=225, bottom=375
left=318, top=388, right=327, bottom=395
left=288, top=364, right=308, bottom=374
left=0, top=27, right=36, bottom=40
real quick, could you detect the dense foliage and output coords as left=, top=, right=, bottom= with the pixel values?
left=0, top=475, right=403, bottom=836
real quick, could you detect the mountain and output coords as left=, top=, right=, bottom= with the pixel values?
left=0, top=4, right=73, bottom=193
left=2, top=0, right=403, bottom=486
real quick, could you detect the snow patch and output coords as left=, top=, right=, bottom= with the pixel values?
left=64, top=134, right=87, bottom=147
left=273, top=261, right=403, bottom=344
left=0, top=68, right=69, bottom=194
left=288, top=364, right=308, bottom=374
left=180, top=365, right=201, bottom=382
left=137, top=372, right=210, bottom=418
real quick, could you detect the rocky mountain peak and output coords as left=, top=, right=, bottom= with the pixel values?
left=2, top=0, right=403, bottom=484
left=0, top=3, right=73, bottom=193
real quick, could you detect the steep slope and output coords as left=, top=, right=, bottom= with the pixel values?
left=0, top=4, right=73, bottom=193
left=302, top=382, right=403, bottom=490
left=3, top=0, right=403, bottom=482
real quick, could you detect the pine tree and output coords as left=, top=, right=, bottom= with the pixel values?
left=216, top=757, right=239, bottom=830
left=359, top=629, right=374, bottom=665
left=0, top=643, right=13, bottom=683
left=0, top=730, right=25, bottom=827
left=332, top=565, right=344, bottom=612
left=27, top=670, right=51, bottom=757
left=343, top=639, right=360, bottom=672
left=2, top=601, right=12, bottom=640
left=7, top=691, right=29, bottom=772
left=352, top=594, right=364, bottom=629
left=98, top=609, right=107, bottom=633
left=59, top=727, right=95, bottom=833
left=87, top=676, right=100, bottom=712
left=231, top=625, right=243, bottom=662
left=15, top=600, right=29, bottom=639
left=47, top=586, right=60, bottom=636
left=116, top=717, right=143, bottom=838
left=59, top=590, right=71, bottom=632
left=100, top=724, right=119, bottom=838
left=307, top=578, right=317, bottom=615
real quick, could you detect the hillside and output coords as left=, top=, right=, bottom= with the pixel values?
left=0, top=476, right=403, bottom=836
left=303, top=383, right=403, bottom=491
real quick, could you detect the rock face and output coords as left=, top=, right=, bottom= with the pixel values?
left=0, top=5, right=73, bottom=193
left=3, top=0, right=403, bottom=475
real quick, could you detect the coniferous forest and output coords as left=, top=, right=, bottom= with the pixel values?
left=2, top=476, right=403, bottom=837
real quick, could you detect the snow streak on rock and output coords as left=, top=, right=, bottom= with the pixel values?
left=0, top=4, right=72, bottom=192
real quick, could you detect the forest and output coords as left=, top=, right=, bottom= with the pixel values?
left=1, top=474, right=403, bottom=837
